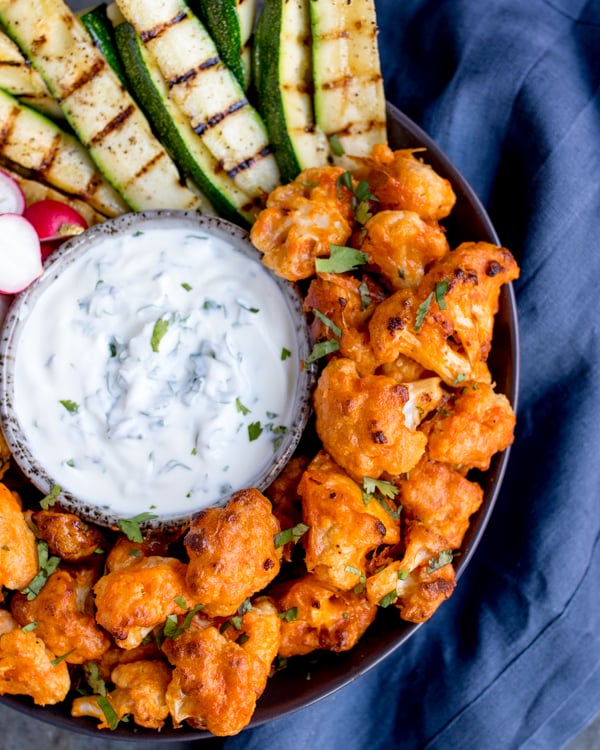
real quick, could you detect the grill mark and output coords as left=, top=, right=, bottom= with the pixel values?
left=129, top=149, right=168, bottom=184
left=36, top=133, right=61, bottom=177
left=227, top=144, right=273, bottom=180
left=0, top=61, right=23, bottom=68
left=192, top=98, right=248, bottom=137
left=0, top=104, right=19, bottom=147
left=140, top=10, right=188, bottom=42
left=88, top=104, right=135, bottom=147
left=61, top=57, right=106, bottom=99
left=168, top=56, right=220, bottom=89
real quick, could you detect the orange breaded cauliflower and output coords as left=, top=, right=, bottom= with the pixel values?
left=313, top=358, right=427, bottom=481
left=396, top=457, right=484, bottom=548
left=249, top=166, right=355, bottom=280
left=0, top=614, right=70, bottom=705
left=11, top=566, right=111, bottom=664
left=0, top=483, right=38, bottom=591
left=105, top=529, right=183, bottom=572
left=0, top=432, right=10, bottom=479
left=352, top=144, right=457, bottom=221
left=366, top=521, right=456, bottom=622
left=94, top=556, right=194, bottom=649
left=304, top=272, right=387, bottom=375
left=422, top=381, right=516, bottom=471
left=264, top=456, right=310, bottom=562
left=298, top=451, right=400, bottom=590
left=275, top=574, right=378, bottom=658
left=185, top=489, right=281, bottom=618
left=220, top=596, right=281, bottom=674
left=163, top=622, right=270, bottom=736
left=360, top=210, right=449, bottom=289
left=71, top=660, right=172, bottom=730
left=31, top=509, right=107, bottom=562
left=369, top=241, right=520, bottom=385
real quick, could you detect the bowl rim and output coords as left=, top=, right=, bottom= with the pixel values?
left=0, top=103, right=520, bottom=741
left=0, top=210, right=316, bottom=530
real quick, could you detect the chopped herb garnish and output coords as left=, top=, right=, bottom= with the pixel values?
left=248, top=421, right=263, bottom=442
left=313, top=308, right=342, bottom=338
left=274, top=522, right=310, bottom=548
left=109, top=341, right=118, bottom=357
left=304, top=338, right=340, bottom=365
left=40, top=484, right=61, bottom=510
left=97, top=696, right=119, bottom=730
left=345, top=564, right=366, bottom=594
left=237, top=632, right=250, bottom=645
left=435, top=279, right=449, bottom=310
left=59, top=399, right=79, bottom=413
left=398, top=568, right=410, bottom=580
left=281, top=347, right=292, bottom=361
left=414, top=292, right=433, bottom=332
left=65, top=458, right=75, bottom=467
left=51, top=649, right=75, bottom=666
left=238, top=302, right=260, bottom=313
left=21, top=541, right=60, bottom=600
left=174, top=596, right=187, bottom=609
left=128, top=548, right=141, bottom=557
left=278, top=607, right=298, bottom=622
left=236, top=398, right=251, bottom=415
left=329, top=134, right=345, bottom=156
left=21, top=621, right=37, bottom=633
left=230, top=615, right=243, bottom=630
left=181, top=282, right=192, bottom=291
left=1, top=545, right=9, bottom=551
left=378, top=590, right=398, bottom=608
left=358, top=280, right=371, bottom=311
left=84, top=662, right=107, bottom=696
left=117, top=512, right=158, bottom=543
left=191, top=447, right=198, bottom=455
left=454, top=373, right=467, bottom=385
left=94, top=548, right=105, bottom=555
left=150, top=317, right=169, bottom=352
left=315, top=245, right=368, bottom=274
left=363, top=477, right=399, bottom=500
left=238, top=598, right=253, bottom=616
left=426, top=550, right=454, bottom=574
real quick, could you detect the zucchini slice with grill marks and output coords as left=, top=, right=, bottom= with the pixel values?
left=310, top=0, right=387, bottom=160
left=80, top=3, right=128, bottom=87
left=253, top=0, right=330, bottom=182
left=114, top=20, right=259, bottom=226
left=114, top=0, right=280, bottom=203
left=0, top=0, right=203, bottom=211
left=0, top=87, right=127, bottom=217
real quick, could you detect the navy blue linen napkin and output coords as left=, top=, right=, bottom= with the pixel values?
left=222, top=1, right=600, bottom=749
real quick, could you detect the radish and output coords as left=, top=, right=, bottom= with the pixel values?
left=0, top=170, right=26, bottom=216
left=23, top=199, right=88, bottom=260
left=0, top=213, right=43, bottom=294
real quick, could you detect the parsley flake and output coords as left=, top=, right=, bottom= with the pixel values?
left=274, top=522, right=310, bottom=548
left=236, top=398, right=251, bottom=416
left=435, top=279, right=449, bottom=309
left=40, top=484, right=61, bottom=510
left=315, top=245, right=368, bottom=274
left=84, top=662, right=107, bottom=696
left=248, top=421, right=263, bottom=441
left=358, top=280, right=371, bottom=311
left=59, top=399, right=79, bottom=413
left=281, top=347, right=292, bottom=361
left=21, top=541, right=60, bottom=600
left=21, top=621, right=38, bottom=633
left=304, top=338, right=340, bottom=365
left=414, top=292, right=433, bottom=332
left=150, top=317, right=169, bottom=352
left=378, top=590, right=398, bottom=608
left=97, top=696, right=119, bottom=730
left=181, top=282, right=192, bottom=291
left=426, top=550, right=454, bottom=574
left=329, top=134, right=345, bottom=156
left=313, top=308, right=342, bottom=338
left=117, top=512, right=158, bottom=543
left=278, top=607, right=298, bottom=622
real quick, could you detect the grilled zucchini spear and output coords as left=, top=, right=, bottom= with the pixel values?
left=0, top=87, right=127, bottom=217
left=114, top=0, right=280, bottom=203
left=310, top=0, right=386, bottom=160
left=253, top=0, right=329, bottom=183
left=0, top=0, right=203, bottom=211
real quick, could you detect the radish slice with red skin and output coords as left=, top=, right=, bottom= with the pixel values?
left=0, top=170, right=26, bottom=216
left=23, top=199, right=88, bottom=243
left=0, top=213, right=43, bottom=294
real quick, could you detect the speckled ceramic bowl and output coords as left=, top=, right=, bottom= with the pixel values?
left=0, top=211, right=315, bottom=530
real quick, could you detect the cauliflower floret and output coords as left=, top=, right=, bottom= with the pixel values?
left=71, top=660, right=171, bottom=730
left=369, top=241, right=520, bottom=385
left=298, top=451, right=400, bottom=590
left=313, top=358, right=427, bottom=481
left=360, top=209, right=449, bottom=289
left=366, top=521, right=456, bottom=622
left=11, top=566, right=111, bottom=664
left=31, top=509, right=107, bottom=562
left=0, top=483, right=38, bottom=591
left=94, top=556, right=194, bottom=649
left=264, top=456, right=309, bottom=563
left=274, top=574, right=377, bottom=658
left=220, top=596, right=281, bottom=674
left=396, top=457, right=484, bottom=548
left=422, top=381, right=516, bottom=471
left=250, top=166, right=355, bottom=280
left=352, top=143, right=457, bottom=221
left=184, top=489, right=281, bottom=618
left=163, top=623, right=270, bottom=736
left=0, top=623, right=70, bottom=705
left=0, top=432, right=10, bottom=480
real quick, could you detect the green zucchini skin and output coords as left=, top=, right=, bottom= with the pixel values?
left=0, top=87, right=128, bottom=217
left=189, top=0, right=247, bottom=89
left=254, top=0, right=330, bottom=183
left=80, top=4, right=129, bottom=88
left=114, top=21, right=258, bottom=226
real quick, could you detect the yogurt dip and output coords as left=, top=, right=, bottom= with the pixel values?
left=1, top=212, right=311, bottom=525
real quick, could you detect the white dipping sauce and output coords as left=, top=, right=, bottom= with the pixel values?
left=13, top=224, right=301, bottom=520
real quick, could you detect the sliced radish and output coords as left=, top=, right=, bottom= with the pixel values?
left=24, top=199, right=88, bottom=242
left=0, top=170, right=26, bottom=216
left=0, top=213, right=43, bottom=294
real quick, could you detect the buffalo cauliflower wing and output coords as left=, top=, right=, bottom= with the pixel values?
left=11, top=566, right=111, bottom=664
left=31, top=509, right=107, bottom=562
left=94, top=556, right=194, bottom=649
left=369, top=241, right=519, bottom=385
left=313, top=358, right=427, bottom=481
left=249, top=166, right=355, bottom=280
left=352, top=144, right=457, bottom=221
left=298, top=451, right=400, bottom=590
left=0, top=483, right=38, bottom=591
left=71, top=660, right=171, bottom=730
left=185, top=489, right=281, bottom=618
left=275, top=574, right=377, bottom=658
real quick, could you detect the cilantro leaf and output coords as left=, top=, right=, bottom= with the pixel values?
left=84, top=662, right=107, bottom=696
left=117, top=512, right=158, bottom=543
left=315, top=245, right=368, bottom=274
left=278, top=607, right=298, bottom=622
left=363, top=477, right=399, bottom=499
left=59, top=399, right=79, bottom=413
left=97, top=696, right=119, bottom=730
left=150, top=317, right=169, bottom=352
left=426, top=550, right=454, bottom=574
left=40, top=484, right=61, bottom=510
left=248, top=421, right=263, bottom=442
left=313, top=308, right=342, bottom=338
left=21, top=541, right=60, bottom=600
left=304, top=338, right=340, bottom=365
left=378, top=590, right=398, bottom=608
left=274, top=522, right=310, bottom=548
left=435, top=279, right=449, bottom=310
left=414, top=292, right=433, bottom=332
left=281, top=347, right=292, bottom=361
left=236, top=398, right=251, bottom=415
